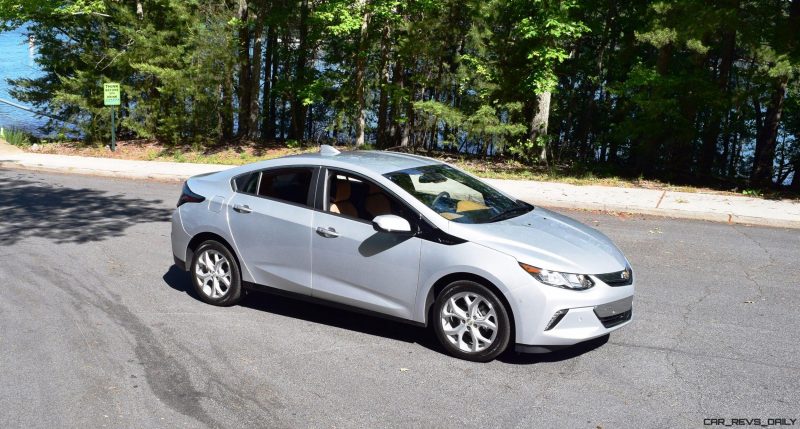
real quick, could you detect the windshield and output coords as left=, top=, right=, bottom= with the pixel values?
left=384, top=164, right=532, bottom=224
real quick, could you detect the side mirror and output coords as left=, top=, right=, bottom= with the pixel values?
left=372, top=215, right=412, bottom=234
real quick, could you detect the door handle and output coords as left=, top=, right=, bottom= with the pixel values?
left=316, top=226, right=340, bottom=238
left=233, top=204, right=252, bottom=214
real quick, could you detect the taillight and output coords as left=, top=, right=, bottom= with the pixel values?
left=177, top=182, right=205, bottom=207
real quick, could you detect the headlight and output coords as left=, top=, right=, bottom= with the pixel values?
left=519, top=263, right=594, bottom=290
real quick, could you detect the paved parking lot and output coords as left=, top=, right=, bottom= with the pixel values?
left=1, top=168, right=798, bottom=428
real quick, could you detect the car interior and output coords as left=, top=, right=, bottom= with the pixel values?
left=386, top=171, right=491, bottom=222
left=258, top=170, right=312, bottom=205
left=327, top=172, right=406, bottom=222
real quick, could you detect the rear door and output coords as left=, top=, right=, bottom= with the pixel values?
left=310, top=168, right=422, bottom=319
left=228, top=167, right=318, bottom=295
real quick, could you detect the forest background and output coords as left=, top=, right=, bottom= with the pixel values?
left=1, top=0, right=798, bottom=190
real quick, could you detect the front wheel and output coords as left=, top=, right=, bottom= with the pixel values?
left=190, top=240, right=242, bottom=306
left=432, top=281, right=511, bottom=362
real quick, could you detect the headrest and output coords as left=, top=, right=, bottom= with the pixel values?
left=367, top=183, right=383, bottom=195
left=332, top=179, right=351, bottom=202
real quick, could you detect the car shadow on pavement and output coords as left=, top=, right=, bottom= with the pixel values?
left=498, top=334, right=610, bottom=364
left=164, top=264, right=610, bottom=364
left=0, top=174, right=172, bottom=245
left=162, top=265, right=444, bottom=353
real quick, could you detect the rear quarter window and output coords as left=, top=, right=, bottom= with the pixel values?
left=234, top=172, right=260, bottom=195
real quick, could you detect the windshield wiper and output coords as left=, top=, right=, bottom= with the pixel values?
left=488, top=204, right=533, bottom=222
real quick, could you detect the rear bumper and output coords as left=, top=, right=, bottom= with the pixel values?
left=170, top=208, right=191, bottom=268
left=173, top=254, right=187, bottom=271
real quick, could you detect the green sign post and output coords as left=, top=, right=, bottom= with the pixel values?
left=104, top=83, right=121, bottom=151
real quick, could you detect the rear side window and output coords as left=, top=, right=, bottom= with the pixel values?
left=257, top=168, right=313, bottom=206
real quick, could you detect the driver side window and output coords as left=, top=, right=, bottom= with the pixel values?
left=326, top=170, right=411, bottom=223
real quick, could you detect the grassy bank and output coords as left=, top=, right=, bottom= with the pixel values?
left=18, top=140, right=798, bottom=199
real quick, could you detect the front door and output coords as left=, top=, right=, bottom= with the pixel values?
left=311, top=169, right=422, bottom=319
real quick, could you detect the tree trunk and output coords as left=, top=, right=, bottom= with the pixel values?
left=699, top=1, right=738, bottom=178
left=289, top=0, right=310, bottom=142
left=399, top=58, right=417, bottom=148
left=221, top=67, right=235, bottom=141
left=529, top=92, right=551, bottom=162
left=400, top=87, right=414, bottom=147
left=728, top=127, right=740, bottom=177
left=791, top=157, right=800, bottom=191
left=135, top=0, right=143, bottom=19
left=353, top=1, right=371, bottom=147
left=748, top=0, right=798, bottom=186
left=750, top=78, right=788, bottom=187
left=268, top=27, right=281, bottom=141
left=236, top=0, right=251, bottom=138
left=261, top=25, right=276, bottom=143
left=375, top=26, right=391, bottom=149
left=759, top=0, right=800, bottom=187
left=670, top=40, right=708, bottom=180
left=636, top=43, right=672, bottom=176
left=247, top=14, right=263, bottom=140
left=389, top=59, right=404, bottom=147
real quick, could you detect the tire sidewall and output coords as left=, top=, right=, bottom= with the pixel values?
left=433, top=281, right=511, bottom=362
left=190, top=240, right=242, bottom=306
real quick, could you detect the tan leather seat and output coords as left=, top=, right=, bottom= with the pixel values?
left=365, top=184, right=392, bottom=218
left=456, top=200, right=488, bottom=213
left=329, top=179, right=358, bottom=217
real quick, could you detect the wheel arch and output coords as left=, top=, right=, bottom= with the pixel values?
left=187, top=232, right=242, bottom=273
left=423, top=272, right=516, bottom=341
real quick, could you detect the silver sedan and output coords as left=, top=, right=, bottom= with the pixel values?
left=171, top=146, right=634, bottom=362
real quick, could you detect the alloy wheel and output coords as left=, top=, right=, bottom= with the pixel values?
left=194, top=249, right=232, bottom=299
left=440, top=291, right=499, bottom=353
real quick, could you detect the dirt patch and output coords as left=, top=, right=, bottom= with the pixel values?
left=29, top=140, right=314, bottom=165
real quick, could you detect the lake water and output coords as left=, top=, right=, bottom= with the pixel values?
left=0, top=26, right=46, bottom=134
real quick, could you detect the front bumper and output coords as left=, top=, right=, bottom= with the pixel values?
left=511, top=277, right=634, bottom=351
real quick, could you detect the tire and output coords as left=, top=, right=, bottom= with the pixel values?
left=190, top=240, right=242, bottom=306
left=432, top=280, right=511, bottom=362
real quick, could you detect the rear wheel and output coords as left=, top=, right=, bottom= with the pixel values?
left=190, top=240, right=242, bottom=306
left=432, top=280, right=511, bottom=362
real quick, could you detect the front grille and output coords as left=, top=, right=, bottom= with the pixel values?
left=595, top=267, right=633, bottom=286
left=595, top=308, right=632, bottom=328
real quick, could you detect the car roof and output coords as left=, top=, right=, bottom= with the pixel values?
left=284, top=149, right=442, bottom=174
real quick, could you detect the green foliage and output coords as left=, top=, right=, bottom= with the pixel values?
left=0, top=127, right=32, bottom=146
left=0, top=0, right=106, bottom=29
left=3, top=0, right=799, bottom=189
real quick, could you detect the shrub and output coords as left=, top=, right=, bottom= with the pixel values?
left=1, top=127, right=32, bottom=147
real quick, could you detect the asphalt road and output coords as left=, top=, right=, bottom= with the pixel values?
left=1, top=168, right=798, bottom=428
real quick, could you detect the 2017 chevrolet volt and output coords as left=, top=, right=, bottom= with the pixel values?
left=171, top=146, right=634, bottom=361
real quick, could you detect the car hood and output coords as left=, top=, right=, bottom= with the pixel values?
left=447, top=207, right=628, bottom=274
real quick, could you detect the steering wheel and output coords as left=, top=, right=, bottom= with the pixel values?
left=431, top=191, right=451, bottom=211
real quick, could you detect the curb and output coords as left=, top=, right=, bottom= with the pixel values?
left=0, top=158, right=228, bottom=182
left=2, top=156, right=799, bottom=230
left=518, top=198, right=800, bottom=230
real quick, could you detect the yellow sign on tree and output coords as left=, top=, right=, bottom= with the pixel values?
left=103, top=83, right=120, bottom=106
